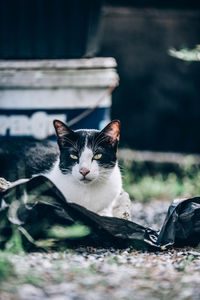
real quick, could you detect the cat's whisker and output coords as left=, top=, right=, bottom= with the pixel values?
left=94, top=132, right=108, bottom=144
left=93, top=130, right=104, bottom=144
left=91, top=134, right=98, bottom=149
left=118, top=164, right=125, bottom=171
left=62, top=136, right=79, bottom=151
left=95, top=135, right=108, bottom=145
left=98, top=171, right=113, bottom=180
left=94, top=137, right=108, bottom=150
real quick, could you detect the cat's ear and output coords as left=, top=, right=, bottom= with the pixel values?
left=53, top=120, right=73, bottom=138
left=101, top=120, right=120, bottom=145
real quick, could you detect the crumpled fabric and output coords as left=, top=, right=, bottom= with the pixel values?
left=0, top=175, right=200, bottom=251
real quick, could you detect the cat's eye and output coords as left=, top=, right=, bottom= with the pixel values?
left=70, top=154, right=78, bottom=160
left=93, top=153, right=102, bottom=160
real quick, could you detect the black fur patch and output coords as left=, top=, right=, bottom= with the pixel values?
left=0, top=138, right=59, bottom=181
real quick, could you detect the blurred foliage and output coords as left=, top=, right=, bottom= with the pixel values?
left=168, top=45, right=200, bottom=62
left=5, top=226, right=24, bottom=253
left=174, top=255, right=195, bottom=272
left=121, top=157, right=200, bottom=202
left=0, top=252, right=15, bottom=281
left=48, top=223, right=90, bottom=240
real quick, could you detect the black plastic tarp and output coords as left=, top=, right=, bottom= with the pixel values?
left=0, top=175, right=200, bottom=251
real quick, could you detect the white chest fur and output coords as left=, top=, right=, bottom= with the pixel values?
left=46, top=160, right=122, bottom=215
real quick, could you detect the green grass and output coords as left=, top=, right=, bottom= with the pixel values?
left=0, top=253, right=15, bottom=282
left=5, top=227, right=24, bottom=254
left=48, top=223, right=90, bottom=240
left=122, top=159, right=200, bottom=202
left=175, top=255, right=195, bottom=272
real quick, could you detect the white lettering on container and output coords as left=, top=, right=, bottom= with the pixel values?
left=0, top=112, right=66, bottom=139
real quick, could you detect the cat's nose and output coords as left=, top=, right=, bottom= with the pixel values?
left=79, top=168, right=90, bottom=177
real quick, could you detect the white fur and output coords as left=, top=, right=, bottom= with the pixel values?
left=46, top=146, right=122, bottom=216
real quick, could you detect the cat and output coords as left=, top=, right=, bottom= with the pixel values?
left=0, top=120, right=131, bottom=219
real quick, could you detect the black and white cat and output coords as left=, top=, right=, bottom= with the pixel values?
left=0, top=120, right=131, bottom=219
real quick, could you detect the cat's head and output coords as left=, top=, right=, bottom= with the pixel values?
left=53, top=120, right=120, bottom=185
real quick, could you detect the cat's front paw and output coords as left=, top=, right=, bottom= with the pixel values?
left=112, top=190, right=132, bottom=221
left=0, top=177, right=11, bottom=192
left=98, top=190, right=132, bottom=220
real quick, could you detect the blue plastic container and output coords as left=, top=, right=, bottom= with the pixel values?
left=0, top=58, right=118, bottom=139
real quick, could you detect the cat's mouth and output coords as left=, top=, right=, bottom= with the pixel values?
left=80, top=177, right=93, bottom=184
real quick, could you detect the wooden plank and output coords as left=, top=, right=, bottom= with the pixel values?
left=0, top=68, right=119, bottom=88
left=0, top=58, right=117, bottom=70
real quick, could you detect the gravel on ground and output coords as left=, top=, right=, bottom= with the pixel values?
left=1, top=200, right=200, bottom=300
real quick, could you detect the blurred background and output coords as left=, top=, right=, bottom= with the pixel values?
left=0, top=0, right=200, bottom=202
left=101, top=1, right=200, bottom=153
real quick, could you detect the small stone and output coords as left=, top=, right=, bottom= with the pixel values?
left=17, top=284, right=45, bottom=300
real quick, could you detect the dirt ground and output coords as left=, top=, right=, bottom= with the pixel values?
left=1, top=200, right=200, bottom=300
left=1, top=247, right=200, bottom=300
